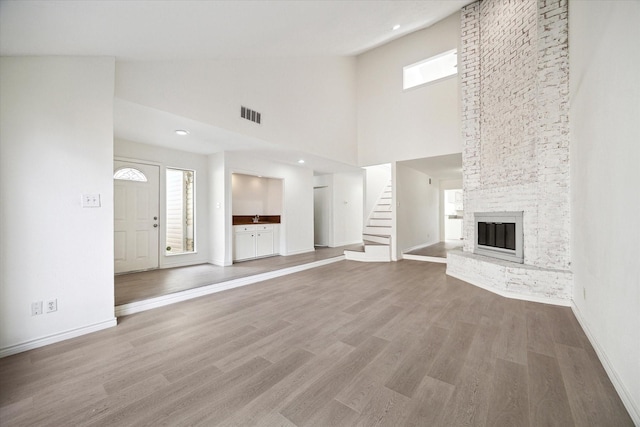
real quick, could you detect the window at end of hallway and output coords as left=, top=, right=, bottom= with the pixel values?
left=403, top=49, right=458, bottom=90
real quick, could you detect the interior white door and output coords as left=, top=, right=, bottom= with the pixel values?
left=114, top=161, right=160, bottom=273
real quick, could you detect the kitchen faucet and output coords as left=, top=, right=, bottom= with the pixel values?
left=252, top=214, right=260, bottom=223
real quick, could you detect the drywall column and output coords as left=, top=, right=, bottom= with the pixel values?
left=0, top=57, right=116, bottom=355
left=208, top=152, right=228, bottom=266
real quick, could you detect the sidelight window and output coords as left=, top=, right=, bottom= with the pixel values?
left=166, top=168, right=195, bottom=254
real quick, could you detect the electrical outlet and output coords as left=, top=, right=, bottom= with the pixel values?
left=31, top=301, right=43, bottom=316
left=46, top=299, right=58, bottom=313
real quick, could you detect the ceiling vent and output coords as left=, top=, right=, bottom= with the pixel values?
left=240, top=106, right=261, bottom=124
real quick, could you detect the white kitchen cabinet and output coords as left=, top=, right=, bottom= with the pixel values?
left=233, top=224, right=278, bottom=261
left=234, top=226, right=257, bottom=261
left=256, top=228, right=274, bottom=257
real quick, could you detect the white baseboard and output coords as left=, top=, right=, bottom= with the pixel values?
left=0, top=318, right=117, bottom=358
left=571, top=303, right=640, bottom=426
left=284, top=247, right=316, bottom=256
left=401, top=254, right=447, bottom=264
left=116, top=256, right=345, bottom=317
left=402, top=240, right=439, bottom=254
left=446, top=270, right=571, bottom=307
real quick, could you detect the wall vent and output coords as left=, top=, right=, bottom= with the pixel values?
left=240, top=106, right=261, bottom=124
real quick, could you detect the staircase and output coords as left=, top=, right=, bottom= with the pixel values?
left=344, top=183, right=393, bottom=262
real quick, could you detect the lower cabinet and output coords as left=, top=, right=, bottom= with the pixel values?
left=233, top=224, right=278, bottom=261
left=256, top=229, right=274, bottom=257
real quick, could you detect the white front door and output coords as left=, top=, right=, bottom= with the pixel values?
left=114, top=161, right=160, bottom=273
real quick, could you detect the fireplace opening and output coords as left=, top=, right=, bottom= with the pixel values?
left=474, top=212, right=523, bottom=263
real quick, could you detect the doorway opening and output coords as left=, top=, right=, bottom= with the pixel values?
left=313, top=186, right=330, bottom=247
left=443, top=189, right=463, bottom=241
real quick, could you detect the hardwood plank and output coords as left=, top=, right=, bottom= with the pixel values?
left=427, top=321, right=478, bottom=385
left=47, top=373, right=170, bottom=426
left=352, top=384, right=412, bottom=427
left=495, top=311, right=528, bottom=365
left=279, top=336, right=388, bottom=425
left=385, top=325, right=449, bottom=398
left=527, top=351, right=574, bottom=427
left=224, top=341, right=354, bottom=426
left=485, top=358, right=530, bottom=427
left=359, top=329, right=417, bottom=384
left=180, top=349, right=314, bottom=426
left=343, top=289, right=393, bottom=314
left=544, top=305, right=584, bottom=348
left=402, top=375, right=455, bottom=426
left=525, top=308, right=556, bottom=357
left=335, top=373, right=380, bottom=413
left=305, top=399, right=360, bottom=427
left=341, top=305, right=403, bottom=347
left=92, top=357, right=265, bottom=426
left=438, top=364, right=494, bottom=426
left=10, top=384, right=107, bottom=426
left=555, top=343, right=635, bottom=426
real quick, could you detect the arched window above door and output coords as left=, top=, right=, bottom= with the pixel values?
left=114, top=167, right=148, bottom=182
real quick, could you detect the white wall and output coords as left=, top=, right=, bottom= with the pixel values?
left=396, top=164, right=439, bottom=257
left=231, top=174, right=282, bottom=216
left=356, top=12, right=462, bottom=166
left=313, top=173, right=364, bottom=247
left=569, top=1, right=640, bottom=422
left=114, top=138, right=210, bottom=268
left=208, top=152, right=227, bottom=266
left=331, top=172, right=364, bottom=247
left=0, top=57, right=116, bottom=355
left=115, top=58, right=358, bottom=165
left=224, top=152, right=314, bottom=264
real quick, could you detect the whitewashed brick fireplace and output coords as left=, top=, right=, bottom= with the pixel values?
left=446, top=0, right=573, bottom=304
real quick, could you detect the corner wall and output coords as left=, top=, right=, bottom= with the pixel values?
left=0, top=57, right=117, bottom=355
left=569, top=1, right=640, bottom=422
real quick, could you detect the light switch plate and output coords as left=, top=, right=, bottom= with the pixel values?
left=82, top=194, right=101, bottom=208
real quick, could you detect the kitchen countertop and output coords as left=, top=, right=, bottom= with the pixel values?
left=232, top=215, right=281, bottom=225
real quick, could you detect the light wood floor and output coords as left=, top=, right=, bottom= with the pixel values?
left=115, top=245, right=360, bottom=306
left=1, top=261, right=633, bottom=426
left=405, top=240, right=463, bottom=258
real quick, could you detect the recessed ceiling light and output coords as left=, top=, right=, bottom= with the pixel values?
left=298, top=159, right=305, bottom=164
left=392, top=24, right=401, bottom=31
left=175, top=129, right=190, bottom=136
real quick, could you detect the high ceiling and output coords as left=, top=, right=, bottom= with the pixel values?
left=1, top=1, right=472, bottom=59
left=0, top=0, right=469, bottom=175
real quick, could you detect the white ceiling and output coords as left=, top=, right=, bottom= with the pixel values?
left=399, top=153, right=462, bottom=180
left=0, top=1, right=472, bottom=59
left=1, top=0, right=470, bottom=174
